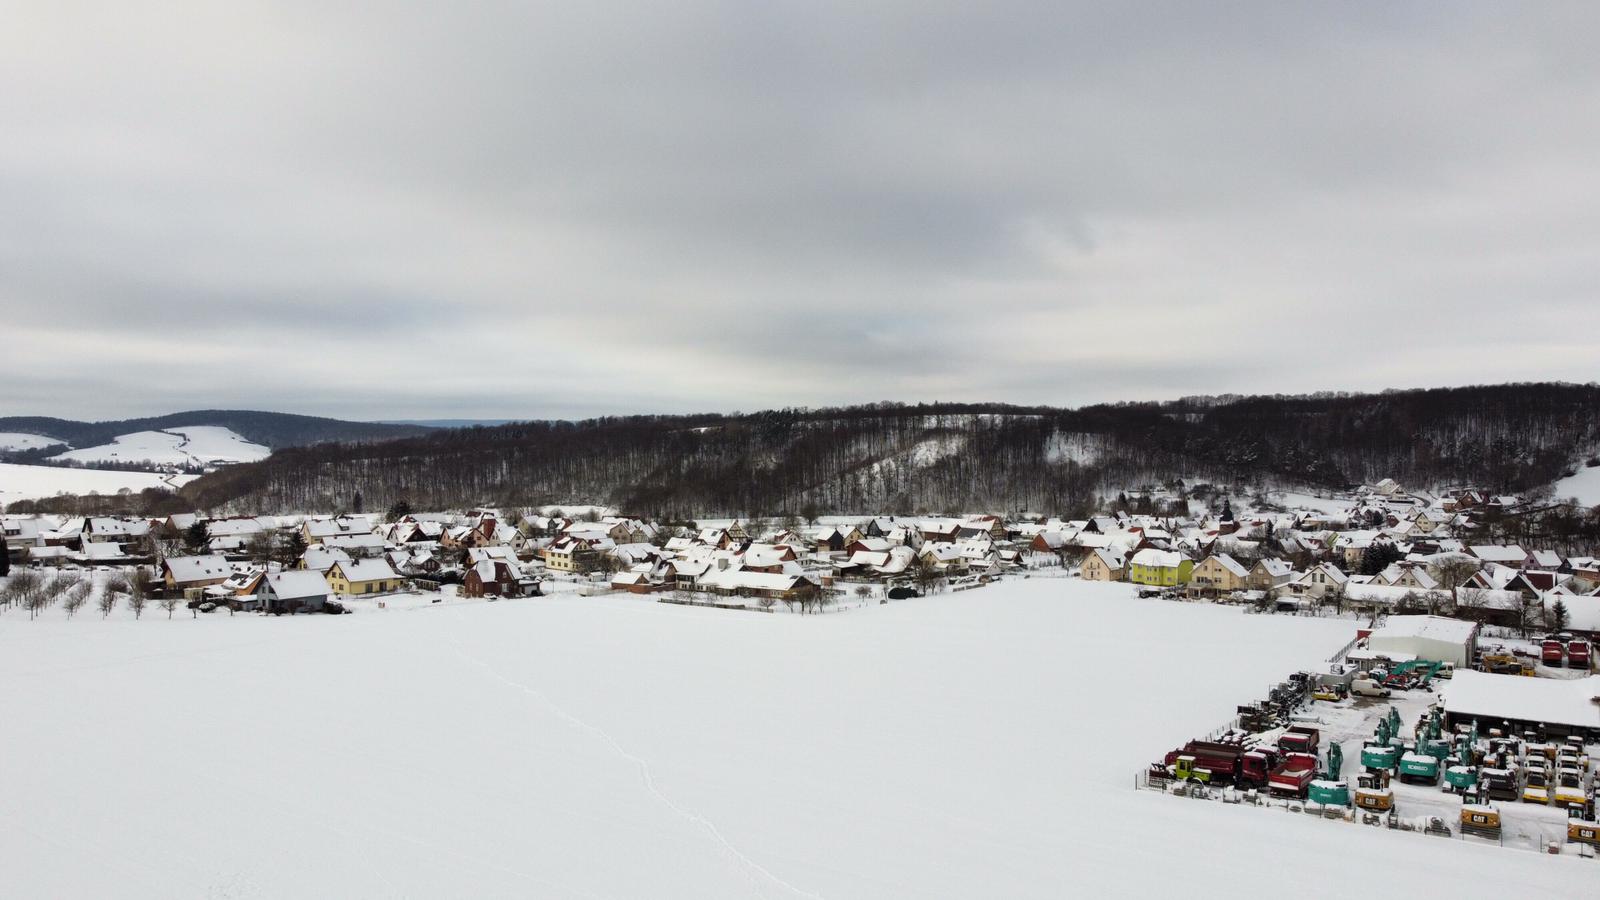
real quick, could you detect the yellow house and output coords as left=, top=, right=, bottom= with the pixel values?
left=543, top=537, right=603, bottom=573
left=1128, top=549, right=1193, bottom=587
left=325, top=559, right=404, bottom=595
left=1188, top=553, right=1249, bottom=597
left=1080, top=549, right=1126, bottom=582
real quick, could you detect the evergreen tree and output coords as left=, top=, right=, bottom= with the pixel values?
left=0, top=547, right=9, bottom=577
left=351, top=491, right=364, bottom=515
left=184, top=520, right=208, bottom=551
left=280, top=529, right=308, bottom=566
left=1360, top=543, right=1403, bottom=577
left=386, top=499, right=413, bottom=523
left=1550, top=598, right=1570, bottom=632
left=1220, top=496, right=1235, bottom=522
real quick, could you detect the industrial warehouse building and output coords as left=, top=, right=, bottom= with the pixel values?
left=1441, top=670, right=1600, bottom=740
left=1365, top=615, right=1478, bottom=667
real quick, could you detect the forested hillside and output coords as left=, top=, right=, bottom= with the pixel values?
left=0, top=411, right=430, bottom=453
left=177, top=384, right=1600, bottom=517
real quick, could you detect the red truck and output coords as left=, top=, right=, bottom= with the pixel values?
left=1268, top=753, right=1320, bottom=798
left=1158, top=741, right=1279, bottom=788
left=1567, top=638, right=1591, bottom=671
left=1543, top=638, right=1567, bottom=667
left=1278, top=726, right=1321, bottom=756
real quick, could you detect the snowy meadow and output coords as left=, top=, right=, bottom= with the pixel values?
left=0, top=579, right=1585, bottom=897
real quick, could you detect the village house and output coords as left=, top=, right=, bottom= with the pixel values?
left=325, top=559, right=404, bottom=595
left=259, top=570, right=334, bottom=614
left=463, top=559, right=533, bottom=598
left=299, top=546, right=353, bottom=573
left=1127, top=549, right=1192, bottom=587
left=82, top=516, right=152, bottom=544
left=543, top=535, right=608, bottom=573
left=1468, top=544, right=1532, bottom=568
left=1286, top=562, right=1349, bottom=600
left=1079, top=548, right=1125, bottom=582
left=161, top=554, right=234, bottom=593
left=302, top=515, right=375, bottom=545
left=1188, top=553, right=1249, bottom=598
left=1248, top=558, right=1293, bottom=592
left=698, top=566, right=821, bottom=603
left=917, top=542, right=967, bottom=574
left=916, top=520, right=961, bottom=544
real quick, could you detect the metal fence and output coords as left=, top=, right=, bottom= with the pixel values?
left=1133, top=767, right=1592, bottom=859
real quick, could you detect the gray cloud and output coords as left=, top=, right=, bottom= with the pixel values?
left=1, top=1, right=1598, bottom=421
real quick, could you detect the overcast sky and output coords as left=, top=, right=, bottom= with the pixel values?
left=2, top=2, right=1597, bottom=422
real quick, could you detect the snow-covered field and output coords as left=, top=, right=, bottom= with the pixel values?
left=0, top=580, right=1584, bottom=897
left=1553, top=463, right=1600, bottom=506
left=0, top=431, right=62, bottom=451
left=48, top=426, right=269, bottom=467
left=0, top=462, right=196, bottom=507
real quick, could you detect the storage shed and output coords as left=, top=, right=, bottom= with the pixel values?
left=1365, top=615, right=1478, bottom=666
left=1441, top=670, right=1600, bottom=740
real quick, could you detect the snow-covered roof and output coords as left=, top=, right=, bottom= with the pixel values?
left=1130, top=548, right=1187, bottom=568
left=332, top=559, right=399, bottom=582
left=699, top=568, right=815, bottom=592
left=265, top=571, right=332, bottom=600
left=1541, top=594, right=1600, bottom=633
left=1090, top=548, right=1125, bottom=570
left=1255, top=558, right=1292, bottom=577
left=1370, top=615, right=1476, bottom=644
left=1442, top=670, right=1600, bottom=730
left=1206, top=553, right=1248, bottom=578
left=1454, top=588, right=1524, bottom=611
left=164, top=554, right=233, bottom=584
left=1468, top=544, right=1527, bottom=563
left=301, top=547, right=352, bottom=572
left=207, top=517, right=266, bottom=538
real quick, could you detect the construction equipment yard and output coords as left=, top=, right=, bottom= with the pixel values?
left=1142, top=620, right=1599, bottom=859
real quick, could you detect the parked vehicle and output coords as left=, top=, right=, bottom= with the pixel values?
left=1567, top=638, right=1591, bottom=671
left=1482, top=767, right=1521, bottom=802
left=1542, top=638, right=1566, bottom=667
left=1268, top=753, right=1320, bottom=798
left=1460, top=803, right=1501, bottom=839
left=1354, top=770, right=1394, bottom=810
left=1351, top=677, right=1390, bottom=699
left=1157, top=741, right=1278, bottom=789
left=1278, top=726, right=1320, bottom=756
left=1398, top=752, right=1441, bottom=785
left=1521, top=768, right=1551, bottom=804
left=1569, top=819, right=1600, bottom=848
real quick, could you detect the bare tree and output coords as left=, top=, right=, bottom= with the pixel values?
left=0, top=570, right=42, bottom=612
left=126, top=568, right=153, bottom=620
left=25, top=576, right=56, bottom=620
left=97, top=587, right=119, bottom=618
left=160, top=592, right=182, bottom=620
left=1434, top=558, right=1480, bottom=593
left=61, top=577, right=91, bottom=619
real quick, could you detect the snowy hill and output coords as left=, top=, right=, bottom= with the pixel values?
left=182, top=383, right=1600, bottom=515
left=48, top=427, right=269, bottom=468
left=0, top=410, right=431, bottom=454
left=1553, top=461, right=1600, bottom=506
left=0, top=432, right=62, bottom=452
left=0, top=463, right=195, bottom=508
left=0, top=579, right=1582, bottom=897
